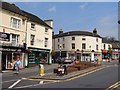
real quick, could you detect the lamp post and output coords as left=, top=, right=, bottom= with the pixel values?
left=81, top=50, right=84, bottom=62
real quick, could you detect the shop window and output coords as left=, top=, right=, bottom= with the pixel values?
left=10, top=17, right=20, bottom=29
left=72, top=43, right=75, bottom=49
left=44, top=38, right=48, bottom=47
left=30, top=34, right=35, bottom=45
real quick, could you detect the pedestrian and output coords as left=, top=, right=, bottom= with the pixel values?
left=15, top=56, right=21, bottom=74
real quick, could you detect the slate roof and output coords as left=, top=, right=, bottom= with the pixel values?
left=53, top=31, right=102, bottom=39
left=1, top=1, right=52, bottom=29
left=102, top=38, right=111, bottom=44
left=111, top=42, right=120, bottom=49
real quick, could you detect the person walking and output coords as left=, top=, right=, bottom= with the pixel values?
left=15, top=56, right=21, bottom=74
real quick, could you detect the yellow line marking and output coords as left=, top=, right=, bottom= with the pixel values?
left=23, top=66, right=109, bottom=83
left=106, top=81, right=120, bottom=90
left=65, top=67, right=106, bottom=81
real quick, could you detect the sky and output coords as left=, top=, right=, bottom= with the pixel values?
left=12, top=2, right=118, bottom=40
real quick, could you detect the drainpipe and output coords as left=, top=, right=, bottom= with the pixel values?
left=24, top=18, right=29, bottom=68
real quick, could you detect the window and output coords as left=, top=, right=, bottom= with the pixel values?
left=45, top=28, right=48, bottom=32
left=72, top=43, right=75, bottom=49
left=72, top=37, right=75, bottom=40
left=104, top=44, right=106, bottom=49
left=31, top=23, right=35, bottom=29
left=44, top=38, right=48, bottom=47
left=11, top=17, right=20, bottom=29
left=82, top=38, right=86, bottom=40
left=96, top=38, right=98, bottom=42
left=108, top=45, right=110, bottom=49
left=82, top=43, right=86, bottom=49
left=58, top=44, right=59, bottom=49
left=96, top=44, right=98, bottom=50
left=58, top=39, right=60, bottom=42
left=63, top=44, right=65, bottom=49
left=30, top=34, right=35, bottom=45
left=11, top=34, right=19, bottom=45
left=63, top=37, right=65, bottom=41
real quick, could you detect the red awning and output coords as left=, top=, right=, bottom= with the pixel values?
left=102, top=50, right=107, bottom=53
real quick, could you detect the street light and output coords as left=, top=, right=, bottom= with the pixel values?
left=59, top=44, right=62, bottom=59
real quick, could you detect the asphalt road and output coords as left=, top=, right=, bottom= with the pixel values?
left=27, top=64, right=119, bottom=89
left=2, top=64, right=57, bottom=89
left=2, top=61, right=120, bottom=89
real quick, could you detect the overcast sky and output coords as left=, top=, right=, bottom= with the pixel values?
left=12, top=2, right=118, bottom=39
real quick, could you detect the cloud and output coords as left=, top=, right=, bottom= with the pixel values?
left=48, top=6, right=56, bottom=12
left=80, top=3, right=88, bottom=9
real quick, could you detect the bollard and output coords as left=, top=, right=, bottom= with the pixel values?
left=38, top=64, right=45, bottom=76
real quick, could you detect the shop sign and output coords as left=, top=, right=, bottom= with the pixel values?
left=0, top=48, right=22, bottom=52
left=0, top=32, right=10, bottom=41
left=28, top=53, right=36, bottom=63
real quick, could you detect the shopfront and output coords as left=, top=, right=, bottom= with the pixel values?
left=27, top=47, right=51, bottom=67
left=1, top=46, right=25, bottom=70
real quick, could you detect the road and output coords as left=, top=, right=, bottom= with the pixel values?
left=2, top=64, right=57, bottom=89
left=2, top=61, right=120, bottom=89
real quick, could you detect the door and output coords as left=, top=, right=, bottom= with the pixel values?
left=2, top=53, right=6, bottom=70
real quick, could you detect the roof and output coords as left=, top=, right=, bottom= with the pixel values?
left=1, top=1, right=52, bottom=29
left=111, top=42, right=120, bottom=49
left=53, top=31, right=102, bottom=38
left=102, top=38, right=111, bottom=44
left=22, top=11, right=52, bottom=29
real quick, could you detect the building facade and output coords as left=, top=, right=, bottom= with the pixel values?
left=0, top=2, right=53, bottom=70
left=0, top=2, right=26, bottom=70
left=101, top=38, right=112, bottom=61
left=53, top=28, right=102, bottom=63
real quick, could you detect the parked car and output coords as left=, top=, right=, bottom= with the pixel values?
left=56, top=57, right=75, bottom=64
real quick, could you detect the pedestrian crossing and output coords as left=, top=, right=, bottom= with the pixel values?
left=2, top=78, right=55, bottom=89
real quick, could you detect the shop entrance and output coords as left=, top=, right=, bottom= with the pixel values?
left=2, top=53, right=6, bottom=70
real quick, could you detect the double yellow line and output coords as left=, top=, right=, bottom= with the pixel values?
left=106, top=81, right=120, bottom=90
left=65, top=66, right=107, bottom=81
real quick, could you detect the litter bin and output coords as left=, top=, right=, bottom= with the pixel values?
left=38, top=64, right=44, bottom=76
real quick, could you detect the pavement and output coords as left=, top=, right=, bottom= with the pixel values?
left=28, top=61, right=116, bottom=81
left=2, top=60, right=119, bottom=81
left=28, top=65, right=104, bottom=80
left=2, top=64, right=58, bottom=75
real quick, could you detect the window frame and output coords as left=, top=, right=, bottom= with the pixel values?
left=72, top=43, right=75, bottom=49
left=82, top=43, right=86, bottom=49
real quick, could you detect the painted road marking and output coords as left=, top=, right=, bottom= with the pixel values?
left=15, top=81, right=57, bottom=88
left=65, top=66, right=108, bottom=82
left=39, top=81, right=44, bottom=84
left=106, top=81, right=120, bottom=90
left=8, top=79, right=21, bottom=89
left=2, top=79, right=19, bottom=83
